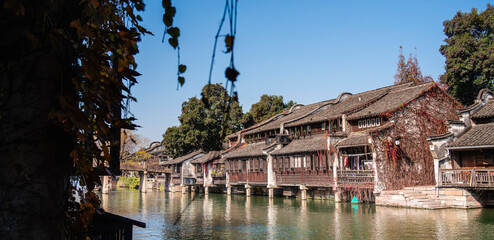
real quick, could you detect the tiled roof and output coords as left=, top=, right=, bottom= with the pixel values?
left=347, top=82, right=434, bottom=120
left=223, top=142, right=266, bottom=159
left=284, top=82, right=426, bottom=127
left=162, top=150, right=205, bottom=165
left=243, top=100, right=336, bottom=135
left=447, top=123, right=494, bottom=148
left=271, top=135, right=327, bottom=155
left=472, top=100, right=494, bottom=119
left=191, top=151, right=222, bottom=164
left=336, top=134, right=369, bottom=148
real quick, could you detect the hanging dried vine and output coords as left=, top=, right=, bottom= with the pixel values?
left=372, top=85, right=462, bottom=190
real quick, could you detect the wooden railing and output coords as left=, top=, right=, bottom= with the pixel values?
left=147, top=164, right=172, bottom=173
left=248, top=172, right=268, bottom=184
left=213, top=179, right=226, bottom=185
left=120, top=163, right=171, bottom=173
left=172, top=178, right=181, bottom=185
left=439, top=169, right=494, bottom=188
left=337, top=170, right=374, bottom=187
left=120, top=163, right=145, bottom=172
left=276, top=170, right=333, bottom=187
left=212, top=172, right=226, bottom=178
left=196, top=177, right=204, bottom=185
left=228, top=172, right=248, bottom=184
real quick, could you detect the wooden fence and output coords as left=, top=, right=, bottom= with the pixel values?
left=337, top=170, right=374, bottom=188
left=439, top=169, right=494, bottom=188
left=276, top=170, right=333, bottom=187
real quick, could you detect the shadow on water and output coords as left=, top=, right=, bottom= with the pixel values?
left=100, top=189, right=494, bottom=240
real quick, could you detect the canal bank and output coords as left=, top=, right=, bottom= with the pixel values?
left=100, top=189, right=494, bottom=240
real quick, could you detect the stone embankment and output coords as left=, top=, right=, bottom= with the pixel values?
left=376, top=186, right=483, bottom=209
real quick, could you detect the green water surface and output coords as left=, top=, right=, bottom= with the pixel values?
left=100, top=189, right=494, bottom=240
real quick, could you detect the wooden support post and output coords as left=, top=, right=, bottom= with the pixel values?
left=102, top=176, right=109, bottom=194
left=181, top=184, right=187, bottom=194
left=139, top=171, right=147, bottom=193
left=334, top=188, right=342, bottom=202
left=268, top=187, right=274, bottom=198
left=205, top=186, right=209, bottom=195
left=227, top=184, right=232, bottom=195
left=245, top=184, right=251, bottom=197
left=300, top=185, right=308, bottom=200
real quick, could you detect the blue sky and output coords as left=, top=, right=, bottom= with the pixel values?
left=131, top=0, right=490, bottom=142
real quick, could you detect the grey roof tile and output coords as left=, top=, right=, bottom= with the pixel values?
left=448, top=123, right=494, bottom=148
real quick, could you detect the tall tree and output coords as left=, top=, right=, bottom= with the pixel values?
left=120, top=129, right=150, bottom=161
left=440, top=5, right=494, bottom=105
left=242, top=95, right=295, bottom=128
left=394, top=46, right=433, bottom=85
left=163, top=84, right=243, bottom=158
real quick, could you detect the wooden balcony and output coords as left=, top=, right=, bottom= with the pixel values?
left=276, top=170, right=333, bottom=187
left=337, top=170, right=374, bottom=188
left=212, top=172, right=226, bottom=178
left=120, top=163, right=145, bottom=172
left=228, top=172, right=247, bottom=184
left=196, top=177, right=204, bottom=185
left=147, top=164, right=172, bottom=173
left=120, top=163, right=171, bottom=173
left=248, top=171, right=267, bottom=184
left=172, top=178, right=181, bottom=185
left=213, top=178, right=226, bottom=185
left=439, top=169, right=494, bottom=188
left=228, top=171, right=267, bottom=184
left=171, top=173, right=181, bottom=178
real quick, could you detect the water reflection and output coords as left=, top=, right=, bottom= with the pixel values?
left=100, top=189, right=494, bottom=240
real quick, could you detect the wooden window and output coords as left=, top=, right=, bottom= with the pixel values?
left=362, top=120, right=367, bottom=128
left=376, top=118, right=381, bottom=126
left=260, top=159, right=264, bottom=171
left=322, top=122, right=326, bottom=130
left=367, top=119, right=371, bottom=127
left=358, top=120, right=362, bottom=129
left=307, top=125, right=311, bottom=134
left=371, top=118, right=375, bottom=127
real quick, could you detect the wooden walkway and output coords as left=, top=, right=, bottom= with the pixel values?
left=120, top=163, right=172, bottom=173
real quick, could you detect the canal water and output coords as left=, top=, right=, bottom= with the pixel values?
left=100, top=189, right=494, bottom=239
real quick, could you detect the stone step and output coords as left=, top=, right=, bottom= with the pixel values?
left=404, top=193, right=428, bottom=198
left=411, top=198, right=433, bottom=202
left=404, top=186, right=435, bottom=191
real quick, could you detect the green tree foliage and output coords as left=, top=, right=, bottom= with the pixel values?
left=394, top=46, right=433, bottom=85
left=120, top=129, right=150, bottom=161
left=440, top=5, right=494, bottom=105
left=242, top=95, right=295, bottom=128
left=163, top=84, right=243, bottom=158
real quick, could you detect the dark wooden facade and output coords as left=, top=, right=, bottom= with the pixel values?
left=225, top=157, right=268, bottom=185
left=273, top=151, right=333, bottom=187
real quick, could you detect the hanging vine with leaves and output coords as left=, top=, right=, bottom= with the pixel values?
left=371, top=85, right=461, bottom=190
